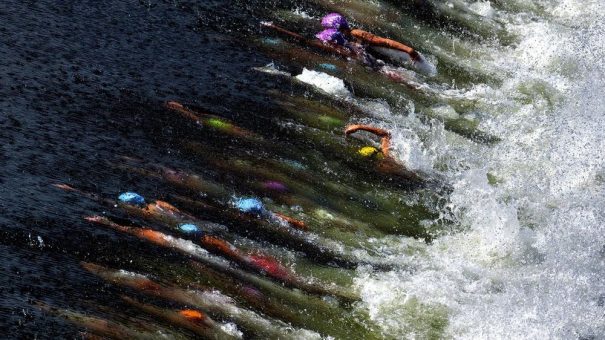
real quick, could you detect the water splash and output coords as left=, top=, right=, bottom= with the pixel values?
left=355, top=0, right=605, bottom=338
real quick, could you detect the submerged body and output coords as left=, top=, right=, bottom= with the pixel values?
left=316, top=13, right=437, bottom=76
left=370, top=46, right=437, bottom=76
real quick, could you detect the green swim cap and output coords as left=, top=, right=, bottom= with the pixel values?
left=207, top=118, right=231, bottom=130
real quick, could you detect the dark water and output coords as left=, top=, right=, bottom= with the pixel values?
left=1, top=0, right=273, bottom=336
left=1, top=0, right=462, bottom=338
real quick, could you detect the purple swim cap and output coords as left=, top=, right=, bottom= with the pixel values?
left=315, top=29, right=347, bottom=45
left=263, top=181, right=288, bottom=192
left=321, top=13, right=349, bottom=30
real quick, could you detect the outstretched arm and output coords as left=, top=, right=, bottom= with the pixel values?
left=349, top=29, right=420, bottom=61
left=345, top=124, right=391, bottom=157
left=261, top=21, right=354, bottom=58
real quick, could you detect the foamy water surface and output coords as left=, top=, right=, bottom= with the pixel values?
left=341, top=1, right=605, bottom=338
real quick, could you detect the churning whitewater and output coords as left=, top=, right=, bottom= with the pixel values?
left=345, top=1, right=605, bottom=338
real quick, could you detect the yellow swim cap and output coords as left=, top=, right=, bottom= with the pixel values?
left=358, top=146, right=383, bottom=159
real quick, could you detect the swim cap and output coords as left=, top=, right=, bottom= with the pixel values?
left=315, top=29, right=347, bottom=46
left=319, top=115, right=343, bottom=126
left=118, top=192, right=145, bottom=206
left=282, top=159, right=307, bottom=170
left=206, top=118, right=231, bottom=130
left=358, top=146, right=383, bottom=159
left=179, top=223, right=204, bottom=235
left=321, top=13, right=349, bottom=30
left=234, top=197, right=265, bottom=214
left=263, top=181, right=288, bottom=192
left=319, top=63, right=338, bottom=71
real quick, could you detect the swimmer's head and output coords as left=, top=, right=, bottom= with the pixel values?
left=234, top=197, right=265, bottom=215
left=118, top=192, right=145, bottom=206
left=179, top=223, right=205, bottom=237
left=358, top=146, right=384, bottom=159
left=321, top=13, right=349, bottom=30
left=315, top=29, right=347, bottom=46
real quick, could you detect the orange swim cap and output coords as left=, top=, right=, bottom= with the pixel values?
left=179, top=309, right=205, bottom=322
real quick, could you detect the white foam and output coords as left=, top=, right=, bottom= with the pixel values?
left=295, top=68, right=351, bottom=98
left=468, top=1, right=494, bottom=18
left=252, top=62, right=291, bottom=77
left=355, top=0, right=605, bottom=338
left=219, top=323, right=244, bottom=339
left=292, top=7, right=314, bottom=19
left=116, top=269, right=148, bottom=280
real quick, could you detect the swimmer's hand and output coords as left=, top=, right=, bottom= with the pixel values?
left=409, top=50, right=421, bottom=63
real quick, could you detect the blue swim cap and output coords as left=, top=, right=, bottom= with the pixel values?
left=179, top=223, right=203, bottom=235
left=316, top=29, right=347, bottom=46
left=319, top=63, right=338, bottom=71
left=263, top=37, right=282, bottom=45
left=321, top=13, right=349, bottom=30
left=234, top=197, right=265, bottom=214
left=118, top=192, right=145, bottom=206
left=283, top=159, right=307, bottom=170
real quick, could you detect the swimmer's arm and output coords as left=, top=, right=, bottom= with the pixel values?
left=345, top=124, right=391, bottom=157
left=345, top=124, right=390, bottom=138
left=316, top=41, right=355, bottom=58
left=261, top=22, right=353, bottom=58
left=349, top=29, right=419, bottom=60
